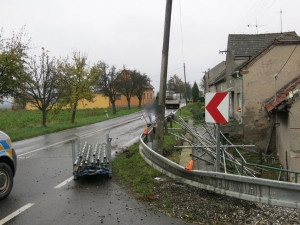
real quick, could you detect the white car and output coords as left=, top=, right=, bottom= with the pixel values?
left=0, top=131, right=17, bottom=200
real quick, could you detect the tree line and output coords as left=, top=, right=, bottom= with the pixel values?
left=167, top=74, right=203, bottom=103
left=0, top=30, right=151, bottom=126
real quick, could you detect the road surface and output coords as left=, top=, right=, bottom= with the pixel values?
left=0, top=110, right=190, bottom=225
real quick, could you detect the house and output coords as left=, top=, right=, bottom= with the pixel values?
left=205, top=32, right=300, bottom=178
left=26, top=85, right=154, bottom=110
left=265, top=78, right=300, bottom=182
left=114, top=84, right=154, bottom=108
left=203, top=61, right=226, bottom=94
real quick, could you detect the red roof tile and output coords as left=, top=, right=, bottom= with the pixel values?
left=265, top=78, right=300, bottom=112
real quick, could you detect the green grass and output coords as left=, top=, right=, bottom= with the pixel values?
left=176, top=105, right=193, bottom=119
left=112, top=142, right=164, bottom=199
left=0, top=107, right=142, bottom=141
left=226, top=147, right=281, bottom=180
left=112, top=129, right=181, bottom=200
left=176, top=103, right=205, bottom=123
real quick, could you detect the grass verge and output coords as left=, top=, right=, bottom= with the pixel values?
left=112, top=142, right=165, bottom=199
left=0, top=107, right=142, bottom=141
left=112, top=129, right=181, bottom=200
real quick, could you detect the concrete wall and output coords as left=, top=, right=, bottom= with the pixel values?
left=241, top=44, right=300, bottom=150
left=225, top=48, right=248, bottom=88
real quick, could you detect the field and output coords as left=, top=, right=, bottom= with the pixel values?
left=0, top=107, right=142, bottom=141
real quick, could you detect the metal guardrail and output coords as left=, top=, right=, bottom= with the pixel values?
left=139, top=131, right=300, bottom=209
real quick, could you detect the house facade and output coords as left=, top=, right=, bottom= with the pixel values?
left=26, top=86, right=154, bottom=110
left=205, top=32, right=300, bottom=178
left=265, top=79, right=300, bottom=181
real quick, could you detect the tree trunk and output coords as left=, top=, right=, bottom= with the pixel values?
left=42, top=110, right=47, bottom=127
left=138, top=97, right=142, bottom=108
left=127, top=96, right=131, bottom=110
left=71, top=103, right=78, bottom=123
left=111, top=100, right=116, bottom=114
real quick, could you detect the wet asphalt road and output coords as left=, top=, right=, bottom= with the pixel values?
left=0, top=110, right=190, bottom=225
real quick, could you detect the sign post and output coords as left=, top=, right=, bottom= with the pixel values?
left=205, top=92, right=229, bottom=172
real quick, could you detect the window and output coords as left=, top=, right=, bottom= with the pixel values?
left=115, top=94, right=121, bottom=100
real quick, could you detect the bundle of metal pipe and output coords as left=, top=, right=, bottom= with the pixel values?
left=103, top=145, right=107, bottom=163
left=171, top=115, right=257, bottom=177
left=100, top=145, right=104, bottom=165
left=75, top=142, right=87, bottom=168
left=84, top=145, right=91, bottom=165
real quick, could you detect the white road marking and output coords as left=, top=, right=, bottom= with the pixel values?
left=79, top=117, right=140, bottom=138
left=17, top=117, right=141, bottom=157
left=18, top=138, right=75, bottom=157
left=54, top=176, right=74, bottom=189
left=0, top=203, right=35, bottom=225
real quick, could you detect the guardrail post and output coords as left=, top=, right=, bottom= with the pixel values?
left=71, top=140, right=76, bottom=165
left=295, top=173, right=298, bottom=183
left=106, top=133, right=112, bottom=163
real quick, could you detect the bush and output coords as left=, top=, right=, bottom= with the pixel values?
left=190, top=104, right=204, bottom=121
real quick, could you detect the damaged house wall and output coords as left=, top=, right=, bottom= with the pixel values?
left=241, top=44, right=300, bottom=151
left=275, top=88, right=300, bottom=181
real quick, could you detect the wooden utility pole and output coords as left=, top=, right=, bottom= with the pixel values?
left=183, top=63, right=188, bottom=104
left=154, top=0, right=173, bottom=154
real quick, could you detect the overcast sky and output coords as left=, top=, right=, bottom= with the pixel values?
left=2, top=0, right=300, bottom=92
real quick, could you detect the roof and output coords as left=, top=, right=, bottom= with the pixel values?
left=208, top=68, right=226, bottom=86
left=146, top=84, right=154, bottom=90
left=228, top=32, right=298, bottom=58
left=265, top=77, right=300, bottom=112
left=207, top=61, right=226, bottom=86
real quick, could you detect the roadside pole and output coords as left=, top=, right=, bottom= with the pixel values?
left=154, top=0, right=173, bottom=154
left=215, top=123, right=220, bottom=172
left=205, top=92, right=229, bottom=172
left=183, top=63, right=188, bottom=105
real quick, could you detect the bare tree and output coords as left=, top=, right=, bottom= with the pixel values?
left=199, top=75, right=206, bottom=93
left=115, top=67, right=136, bottom=110
left=93, top=62, right=119, bottom=114
left=24, top=48, right=64, bottom=126
left=133, top=72, right=150, bottom=108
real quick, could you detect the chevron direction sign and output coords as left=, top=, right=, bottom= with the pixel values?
left=205, top=92, right=229, bottom=124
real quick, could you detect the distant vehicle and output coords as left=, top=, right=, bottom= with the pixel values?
left=0, top=131, right=17, bottom=200
left=165, top=91, right=180, bottom=109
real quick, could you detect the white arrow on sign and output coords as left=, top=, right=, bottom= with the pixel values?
left=205, top=92, right=229, bottom=124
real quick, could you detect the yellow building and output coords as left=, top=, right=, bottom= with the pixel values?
left=26, top=86, right=154, bottom=110
left=114, top=86, right=154, bottom=107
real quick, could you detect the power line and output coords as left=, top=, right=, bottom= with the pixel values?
left=275, top=45, right=297, bottom=79
left=274, top=45, right=297, bottom=101
left=178, top=0, right=185, bottom=63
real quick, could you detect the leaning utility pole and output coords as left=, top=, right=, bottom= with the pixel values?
left=155, top=0, right=173, bottom=154
left=183, top=63, right=188, bottom=104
